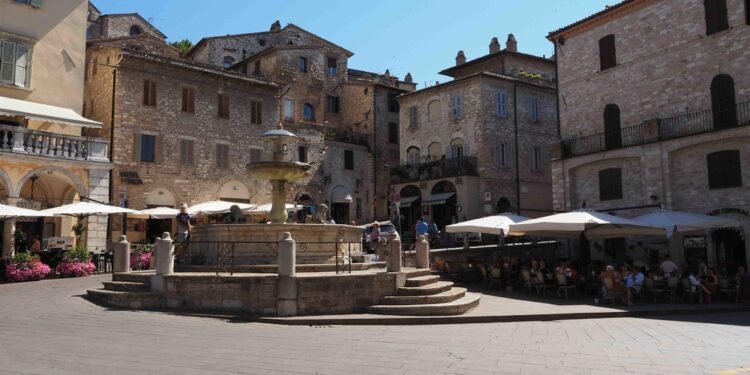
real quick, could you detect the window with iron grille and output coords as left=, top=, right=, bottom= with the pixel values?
left=707, top=150, right=742, bottom=189
left=216, top=143, right=230, bottom=168
left=344, top=150, right=354, bottom=170
left=409, top=106, right=418, bottom=129
left=217, top=93, right=230, bottom=119
left=705, top=0, right=729, bottom=35
left=181, top=87, right=195, bottom=114
left=599, top=34, right=617, bottom=70
left=326, top=96, right=340, bottom=113
left=598, top=168, right=623, bottom=201
left=250, top=100, right=262, bottom=124
left=388, top=122, right=399, bottom=144
left=142, top=79, right=156, bottom=107
left=179, top=139, right=194, bottom=165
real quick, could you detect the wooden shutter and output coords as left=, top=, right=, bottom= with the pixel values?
left=154, top=134, right=163, bottom=163
left=149, top=81, right=157, bottom=106
left=598, top=168, right=623, bottom=200
left=599, top=35, right=616, bottom=70
left=0, top=41, right=15, bottom=84
left=705, top=0, right=729, bottom=35
left=133, top=133, right=141, bottom=162
left=181, top=87, right=188, bottom=112
left=707, top=150, right=742, bottom=189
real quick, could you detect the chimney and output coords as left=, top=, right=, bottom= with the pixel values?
left=506, top=34, right=517, bottom=52
left=384, top=69, right=391, bottom=78
left=270, top=20, right=281, bottom=32
left=455, top=50, right=466, bottom=66
left=404, top=72, right=413, bottom=83
left=489, top=37, right=501, bottom=54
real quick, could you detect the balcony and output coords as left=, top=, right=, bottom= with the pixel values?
left=560, top=101, right=750, bottom=159
left=0, top=124, right=109, bottom=162
left=390, top=156, right=478, bottom=184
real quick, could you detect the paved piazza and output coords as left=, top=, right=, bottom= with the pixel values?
left=0, top=275, right=747, bottom=374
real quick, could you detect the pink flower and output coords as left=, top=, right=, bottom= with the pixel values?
left=6, top=258, right=51, bottom=282
left=130, top=252, right=152, bottom=270
left=56, top=260, right=96, bottom=278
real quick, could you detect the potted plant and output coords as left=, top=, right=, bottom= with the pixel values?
left=56, top=245, right=96, bottom=277
left=5, top=252, right=51, bottom=282
left=130, top=245, right=153, bottom=270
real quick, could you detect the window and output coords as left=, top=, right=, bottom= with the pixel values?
left=598, top=168, right=623, bottom=200
left=223, top=55, right=235, bottom=69
left=603, top=104, right=622, bottom=149
left=704, top=0, right=729, bottom=35
left=707, top=150, right=742, bottom=189
left=216, top=144, right=230, bottom=168
left=179, top=139, right=194, bottom=165
left=299, top=57, right=308, bottom=73
left=181, top=87, right=195, bottom=114
left=529, top=145, right=543, bottom=171
left=497, top=91, right=507, bottom=117
left=452, top=94, right=463, bottom=119
left=253, top=60, right=261, bottom=76
left=450, top=138, right=465, bottom=159
left=388, top=122, right=398, bottom=144
left=406, top=147, right=420, bottom=165
left=491, top=143, right=510, bottom=167
left=388, top=92, right=399, bottom=113
left=283, top=99, right=294, bottom=121
left=217, top=93, right=230, bottom=119
left=530, top=96, right=539, bottom=122
left=140, top=134, right=156, bottom=162
left=344, top=150, right=354, bottom=170
left=250, top=100, right=262, bottom=124
left=303, top=103, right=315, bottom=121
left=298, top=146, right=308, bottom=163
left=327, top=57, right=337, bottom=76
left=409, top=106, right=418, bottom=129
left=599, top=34, right=616, bottom=70
left=129, top=25, right=142, bottom=36
left=746, top=0, right=750, bottom=25
left=326, top=96, right=340, bottom=113
left=250, top=148, right=262, bottom=163
left=0, top=40, right=29, bottom=87
left=711, top=74, right=737, bottom=129
left=142, top=79, right=156, bottom=107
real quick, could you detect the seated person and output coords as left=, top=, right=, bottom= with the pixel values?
left=623, top=266, right=645, bottom=306
left=660, top=255, right=679, bottom=278
left=688, top=270, right=711, bottom=302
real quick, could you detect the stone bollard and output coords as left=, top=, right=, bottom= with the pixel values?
left=387, top=233, right=402, bottom=273
left=416, top=234, right=430, bottom=269
left=151, top=232, right=174, bottom=293
left=113, top=235, right=130, bottom=273
left=276, top=232, right=297, bottom=316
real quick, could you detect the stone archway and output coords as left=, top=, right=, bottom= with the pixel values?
left=217, top=180, right=251, bottom=203
left=0, top=168, right=13, bottom=199
left=14, top=166, right=88, bottom=199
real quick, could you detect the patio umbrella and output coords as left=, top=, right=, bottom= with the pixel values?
left=130, top=207, right=180, bottom=220
left=41, top=201, right=136, bottom=217
left=632, top=210, right=740, bottom=238
left=0, top=203, right=51, bottom=219
left=187, top=201, right=256, bottom=216
left=247, top=203, right=300, bottom=214
left=446, top=213, right=529, bottom=236
left=506, top=210, right=665, bottom=240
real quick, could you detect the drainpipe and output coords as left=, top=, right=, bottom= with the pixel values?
left=513, top=82, right=521, bottom=215
left=553, top=42, right=561, bottom=138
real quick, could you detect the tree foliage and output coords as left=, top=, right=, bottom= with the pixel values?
left=170, top=39, right=193, bottom=54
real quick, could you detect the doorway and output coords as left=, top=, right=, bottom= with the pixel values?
left=714, top=228, right=746, bottom=276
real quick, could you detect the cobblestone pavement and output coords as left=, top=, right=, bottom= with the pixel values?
left=0, top=275, right=749, bottom=375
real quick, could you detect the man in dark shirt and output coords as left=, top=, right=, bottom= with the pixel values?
left=175, top=203, right=191, bottom=242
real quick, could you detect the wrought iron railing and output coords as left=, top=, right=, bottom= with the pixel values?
left=0, top=124, right=109, bottom=162
left=390, top=156, right=478, bottom=183
left=561, top=101, right=750, bottom=158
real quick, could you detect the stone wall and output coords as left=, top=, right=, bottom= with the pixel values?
left=296, top=272, right=398, bottom=315
left=164, top=274, right=277, bottom=314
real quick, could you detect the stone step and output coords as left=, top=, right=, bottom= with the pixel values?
left=87, top=289, right=162, bottom=309
left=102, top=281, right=149, bottom=292
left=368, top=293, right=481, bottom=316
left=380, top=287, right=466, bottom=305
left=404, top=268, right=431, bottom=278
left=405, top=275, right=441, bottom=287
left=112, top=272, right=152, bottom=285
left=397, top=281, right=453, bottom=296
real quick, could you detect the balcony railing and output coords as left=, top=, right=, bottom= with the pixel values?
left=0, top=124, right=109, bottom=162
left=390, top=156, right=478, bottom=183
left=561, top=101, right=750, bottom=159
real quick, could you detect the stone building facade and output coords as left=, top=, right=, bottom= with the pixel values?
left=548, top=0, right=750, bottom=272
left=392, top=35, right=557, bottom=234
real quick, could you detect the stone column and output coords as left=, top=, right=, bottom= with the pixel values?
left=113, top=235, right=130, bottom=273
left=2, top=197, right=18, bottom=258
left=152, top=232, right=174, bottom=293
left=387, top=233, right=402, bottom=272
left=277, top=232, right=297, bottom=316
left=85, top=169, right=110, bottom=252
left=416, top=234, right=430, bottom=269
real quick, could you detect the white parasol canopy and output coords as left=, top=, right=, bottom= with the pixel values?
left=130, top=207, right=180, bottom=220
left=0, top=203, right=51, bottom=219
left=632, top=210, right=740, bottom=237
left=247, top=203, right=300, bottom=214
left=41, top=201, right=136, bottom=217
left=446, top=213, right=529, bottom=236
left=506, top=210, right=665, bottom=240
left=187, top=201, right=256, bottom=215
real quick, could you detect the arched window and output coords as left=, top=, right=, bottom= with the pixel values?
left=223, top=56, right=236, bottom=69
left=428, top=142, right=443, bottom=160
left=704, top=0, right=729, bottom=35
left=603, top=104, right=621, bottom=150
left=303, top=103, right=315, bottom=121
left=406, top=147, right=420, bottom=165
left=450, top=138, right=464, bottom=159
left=427, top=100, right=441, bottom=121
left=707, top=150, right=742, bottom=189
left=711, top=74, right=737, bottom=130
left=599, top=34, right=616, bottom=71
left=496, top=197, right=511, bottom=213
left=129, top=25, right=142, bottom=36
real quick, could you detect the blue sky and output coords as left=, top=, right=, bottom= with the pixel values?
left=93, top=0, right=618, bottom=87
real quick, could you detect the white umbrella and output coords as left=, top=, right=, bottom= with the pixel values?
left=446, top=213, right=529, bottom=236
left=247, top=203, right=300, bottom=214
left=0, top=203, right=51, bottom=219
left=187, top=201, right=256, bottom=215
left=507, top=210, right=665, bottom=240
left=130, top=206, right=180, bottom=220
left=41, top=201, right=136, bottom=217
left=632, top=210, right=740, bottom=238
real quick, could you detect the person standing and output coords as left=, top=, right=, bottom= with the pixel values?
left=175, top=203, right=192, bottom=243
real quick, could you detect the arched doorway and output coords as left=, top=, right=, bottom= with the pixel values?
left=427, top=181, right=457, bottom=230
left=711, top=74, right=737, bottom=130
left=144, top=188, right=176, bottom=243
left=406, top=146, right=420, bottom=165
left=603, top=104, right=621, bottom=150
left=450, top=138, right=465, bottom=159
left=399, top=185, right=422, bottom=234
left=218, top=180, right=251, bottom=203
left=496, top=197, right=511, bottom=213
left=330, top=185, right=352, bottom=224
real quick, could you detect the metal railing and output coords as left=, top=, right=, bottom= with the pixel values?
left=0, top=124, right=109, bottom=162
left=391, top=156, right=478, bottom=183
left=561, top=101, right=750, bottom=159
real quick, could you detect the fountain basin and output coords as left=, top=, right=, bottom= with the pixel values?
left=246, top=161, right=311, bottom=181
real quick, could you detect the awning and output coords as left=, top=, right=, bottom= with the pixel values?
left=331, top=187, right=353, bottom=203
left=0, top=95, right=102, bottom=128
left=397, top=196, right=420, bottom=208
left=422, top=192, right=456, bottom=206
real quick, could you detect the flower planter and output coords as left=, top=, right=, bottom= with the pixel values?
left=6, top=255, right=51, bottom=282
left=130, top=251, right=152, bottom=270
left=56, top=260, right=96, bottom=278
